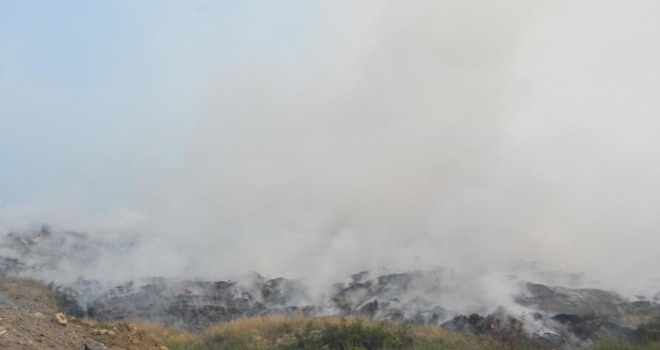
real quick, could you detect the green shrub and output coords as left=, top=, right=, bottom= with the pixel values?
left=162, top=315, right=660, bottom=350
left=316, top=318, right=413, bottom=350
left=639, top=316, right=660, bottom=343
left=592, top=338, right=660, bottom=350
left=280, top=317, right=413, bottom=350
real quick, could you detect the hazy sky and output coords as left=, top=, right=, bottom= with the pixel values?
left=0, top=0, right=319, bottom=210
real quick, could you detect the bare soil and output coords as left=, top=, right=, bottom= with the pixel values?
left=0, top=278, right=167, bottom=350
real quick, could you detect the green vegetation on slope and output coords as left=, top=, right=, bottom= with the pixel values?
left=162, top=315, right=537, bottom=350
left=160, top=314, right=660, bottom=350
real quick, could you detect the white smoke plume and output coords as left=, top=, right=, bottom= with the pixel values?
left=2, top=1, right=660, bottom=300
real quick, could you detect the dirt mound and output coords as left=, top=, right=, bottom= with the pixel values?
left=0, top=278, right=167, bottom=350
left=0, top=308, right=166, bottom=350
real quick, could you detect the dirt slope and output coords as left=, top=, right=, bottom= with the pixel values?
left=0, top=278, right=167, bottom=350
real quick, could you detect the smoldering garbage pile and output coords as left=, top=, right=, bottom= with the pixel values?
left=2, top=227, right=660, bottom=348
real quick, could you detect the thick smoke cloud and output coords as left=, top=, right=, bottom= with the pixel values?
left=133, top=1, right=660, bottom=290
left=2, top=1, right=659, bottom=297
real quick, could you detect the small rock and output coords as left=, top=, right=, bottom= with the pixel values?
left=55, top=313, right=67, bottom=325
left=99, top=329, right=108, bottom=335
left=84, top=341, right=108, bottom=350
left=108, top=331, right=115, bottom=336
left=127, top=323, right=138, bottom=334
left=0, top=330, right=6, bottom=337
left=32, top=312, right=45, bottom=319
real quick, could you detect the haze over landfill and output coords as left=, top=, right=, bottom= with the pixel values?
left=1, top=0, right=659, bottom=298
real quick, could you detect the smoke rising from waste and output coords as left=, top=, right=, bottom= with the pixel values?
left=2, top=1, right=660, bottom=296
left=132, top=1, right=660, bottom=290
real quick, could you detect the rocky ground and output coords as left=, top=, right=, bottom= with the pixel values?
left=0, top=308, right=167, bottom=350
left=0, top=278, right=167, bottom=350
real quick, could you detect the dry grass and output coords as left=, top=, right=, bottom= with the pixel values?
left=72, top=316, right=511, bottom=350
left=157, top=316, right=660, bottom=350
left=191, top=314, right=348, bottom=349
left=0, top=277, right=59, bottom=314
left=129, top=319, right=198, bottom=346
left=204, top=313, right=342, bottom=334
left=158, top=314, right=500, bottom=350
left=407, top=326, right=489, bottom=350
